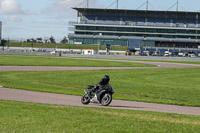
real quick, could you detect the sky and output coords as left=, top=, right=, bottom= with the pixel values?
left=1, top=0, right=200, bottom=42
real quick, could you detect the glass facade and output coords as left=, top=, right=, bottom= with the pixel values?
left=75, top=25, right=200, bottom=39
left=69, top=8, right=200, bottom=48
left=71, top=38, right=127, bottom=45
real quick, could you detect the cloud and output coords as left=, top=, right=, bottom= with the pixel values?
left=42, top=0, right=102, bottom=18
left=0, top=0, right=35, bottom=15
left=0, top=0, right=36, bottom=23
left=0, top=0, right=24, bottom=14
left=8, top=15, right=23, bottom=22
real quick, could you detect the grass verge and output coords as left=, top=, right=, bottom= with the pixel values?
left=0, top=100, right=200, bottom=133
left=125, top=59, right=200, bottom=65
left=0, top=68, right=200, bottom=107
left=0, top=55, right=156, bottom=67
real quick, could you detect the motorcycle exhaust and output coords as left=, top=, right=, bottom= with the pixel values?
left=84, top=90, right=88, bottom=94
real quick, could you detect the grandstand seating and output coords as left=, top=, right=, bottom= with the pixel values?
left=187, top=24, right=196, bottom=28
left=83, top=15, right=199, bottom=29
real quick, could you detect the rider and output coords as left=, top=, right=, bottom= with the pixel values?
left=92, top=75, right=110, bottom=92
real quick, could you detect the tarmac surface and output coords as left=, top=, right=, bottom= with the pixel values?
left=1, top=87, right=200, bottom=116
left=1, top=58, right=200, bottom=116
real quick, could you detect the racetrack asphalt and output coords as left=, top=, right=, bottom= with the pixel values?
left=1, top=87, right=200, bottom=116
left=1, top=59, right=200, bottom=116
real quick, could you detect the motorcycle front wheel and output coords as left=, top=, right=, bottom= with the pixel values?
left=81, top=94, right=90, bottom=105
left=101, top=93, right=112, bottom=106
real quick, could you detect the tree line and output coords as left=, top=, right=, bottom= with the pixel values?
left=26, top=36, right=68, bottom=44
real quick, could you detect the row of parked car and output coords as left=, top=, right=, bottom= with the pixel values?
left=127, top=50, right=199, bottom=57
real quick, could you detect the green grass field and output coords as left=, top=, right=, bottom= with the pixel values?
left=1, top=68, right=200, bottom=107
left=0, top=55, right=156, bottom=67
left=0, top=100, right=200, bottom=133
left=125, top=59, right=200, bottom=65
left=1, top=55, right=200, bottom=132
left=0, top=55, right=200, bottom=106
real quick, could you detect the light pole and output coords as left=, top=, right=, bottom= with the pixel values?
left=98, top=44, right=100, bottom=55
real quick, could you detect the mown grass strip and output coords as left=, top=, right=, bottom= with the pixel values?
left=0, top=100, right=200, bottom=133
left=0, top=68, right=200, bottom=107
left=0, top=55, right=156, bottom=67
left=124, top=59, right=200, bottom=65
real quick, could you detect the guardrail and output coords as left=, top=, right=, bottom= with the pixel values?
left=0, top=47, right=126, bottom=56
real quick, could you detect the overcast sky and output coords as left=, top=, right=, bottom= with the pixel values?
left=1, top=0, right=200, bottom=42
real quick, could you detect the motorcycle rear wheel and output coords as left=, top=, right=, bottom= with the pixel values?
left=101, top=93, right=112, bottom=106
left=81, top=94, right=90, bottom=105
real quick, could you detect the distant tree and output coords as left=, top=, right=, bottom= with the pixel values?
left=27, top=39, right=30, bottom=42
left=30, top=38, right=36, bottom=43
left=36, top=37, right=43, bottom=43
left=0, top=39, right=7, bottom=51
left=44, top=37, right=49, bottom=43
left=49, top=36, right=56, bottom=44
left=60, top=36, right=68, bottom=44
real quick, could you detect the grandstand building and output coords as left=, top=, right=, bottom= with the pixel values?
left=68, top=8, right=200, bottom=52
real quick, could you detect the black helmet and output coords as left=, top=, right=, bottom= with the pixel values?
left=104, top=75, right=110, bottom=80
left=103, top=75, right=110, bottom=85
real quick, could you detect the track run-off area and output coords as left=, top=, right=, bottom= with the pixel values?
left=0, top=59, right=200, bottom=71
left=1, top=58, right=200, bottom=116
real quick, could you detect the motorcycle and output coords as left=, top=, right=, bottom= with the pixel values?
left=81, top=84, right=115, bottom=106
